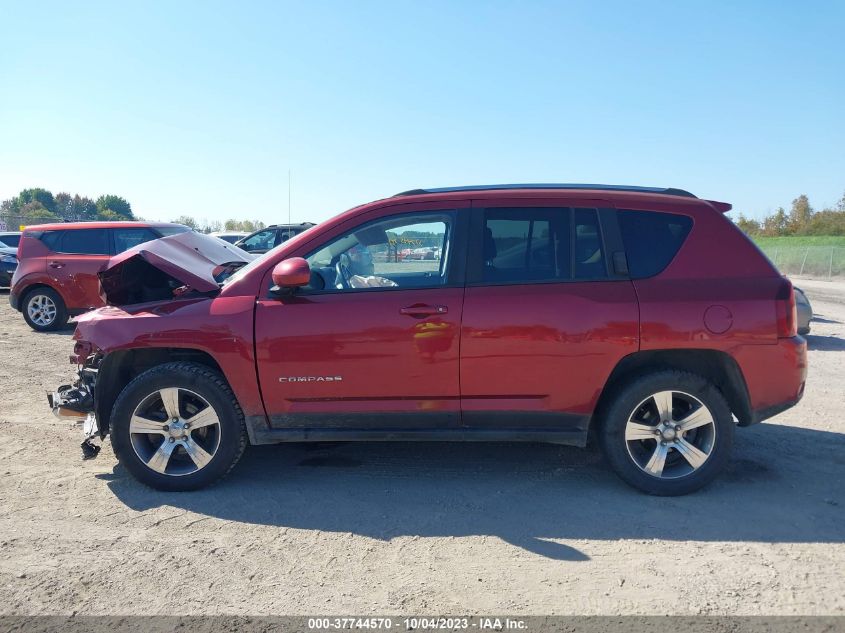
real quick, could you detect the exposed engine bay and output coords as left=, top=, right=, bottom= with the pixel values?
left=98, top=231, right=254, bottom=305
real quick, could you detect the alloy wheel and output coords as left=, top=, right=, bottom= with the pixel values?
left=624, top=390, right=717, bottom=479
left=129, top=387, right=222, bottom=476
left=27, top=294, right=57, bottom=327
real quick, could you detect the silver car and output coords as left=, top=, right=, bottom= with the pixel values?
left=794, top=287, right=812, bottom=335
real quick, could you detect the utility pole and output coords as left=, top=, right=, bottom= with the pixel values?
left=288, top=170, right=292, bottom=225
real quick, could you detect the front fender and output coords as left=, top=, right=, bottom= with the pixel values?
left=72, top=295, right=264, bottom=420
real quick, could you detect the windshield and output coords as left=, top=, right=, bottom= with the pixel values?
left=220, top=248, right=274, bottom=287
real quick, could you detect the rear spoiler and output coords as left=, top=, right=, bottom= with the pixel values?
left=706, top=200, right=732, bottom=213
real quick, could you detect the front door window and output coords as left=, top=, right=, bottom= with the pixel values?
left=304, top=213, right=454, bottom=292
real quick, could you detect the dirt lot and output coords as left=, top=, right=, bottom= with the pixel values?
left=0, top=280, right=843, bottom=616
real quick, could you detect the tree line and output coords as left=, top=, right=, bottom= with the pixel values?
left=734, top=190, right=845, bottom=237
left=1, top=188, right=135, bottom=222
left=170, top=215, right=266, bottom=233
left=0, top=187, right=265, bottom=233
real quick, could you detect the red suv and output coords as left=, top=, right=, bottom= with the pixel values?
left=49, top=185, right=807, bottom=495
left=10, top=222, right=190, bottom=331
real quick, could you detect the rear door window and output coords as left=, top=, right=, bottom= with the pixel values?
left=113, top=228, right=158, bottom=253
left=277, top=229, right=300, bottom=246
left=573, top=208, right=607, bottom=279
left=618, top=210, right=693, bottom=278
left=57, top=229, right=110, bottom=255
left=482, top=208, right=571, bottom=283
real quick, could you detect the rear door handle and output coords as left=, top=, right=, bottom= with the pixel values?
left=49, top=261, right=65, bottom=269
left=399, top=304, right=448, bottom=317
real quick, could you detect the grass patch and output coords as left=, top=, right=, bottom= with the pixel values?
left=751, top=236, right=845, bottom=277
left=753, top=235, right=845, bottom=248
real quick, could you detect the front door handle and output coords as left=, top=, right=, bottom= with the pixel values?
left=399, top=304, right=448, bottom=317
left=49, top=261, right=65, bottom=269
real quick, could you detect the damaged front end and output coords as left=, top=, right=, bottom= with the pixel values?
left=48, top=342, right=104, bottom=460
left=99, top=230, right=254, bottom=305
left=48, top=232, right=256, bottom=461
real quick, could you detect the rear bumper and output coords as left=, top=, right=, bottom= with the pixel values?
left=740, top=336, right=808, bottom=425
left=752, top=394, right=804, bottom=424
left=8, top=289, right=19, bottom=310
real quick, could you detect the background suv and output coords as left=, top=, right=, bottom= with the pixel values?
left=0, top=232, right=23, bottom=288
left=0, top=245, right=17, bottom=288
left=52, top=185, right=806, bottom=495
left=10, top=222, right=190, bottom=331
left=0, top=231, right=22, bottom=249
left=235, top=222, right=316, bottom=253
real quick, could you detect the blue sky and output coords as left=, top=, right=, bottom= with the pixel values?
left=1, top=0, right=843, bottom=224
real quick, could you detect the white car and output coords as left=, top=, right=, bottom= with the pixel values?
left=209, top=231, right=248, bottom=245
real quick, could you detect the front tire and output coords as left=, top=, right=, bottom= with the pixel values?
left=598, top=370, right=734, bottom=496
left=110, top=362, right=247, bottom=491
left=22, top=287, right=69, bottom=332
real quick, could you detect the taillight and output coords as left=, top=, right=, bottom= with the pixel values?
left=775, top=278, right=797, bottom=338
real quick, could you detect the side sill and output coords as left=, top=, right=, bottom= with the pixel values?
left=248, top=427, right=588, bottom=447
left=244, top=414, right=272, bottom=445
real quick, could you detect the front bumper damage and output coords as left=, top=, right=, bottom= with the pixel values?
left=49, top=355, right=103, bottom=460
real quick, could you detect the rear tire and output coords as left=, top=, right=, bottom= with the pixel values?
left=598, top=370, right=734, bottom=496
left=22, top=287, right=69, bottom=332
left=110, top=362, right=247, bottom=491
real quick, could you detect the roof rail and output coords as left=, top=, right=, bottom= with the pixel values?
left=393, top=183, right=697, bottom=198
left=268, top=221, right=317, bottom=227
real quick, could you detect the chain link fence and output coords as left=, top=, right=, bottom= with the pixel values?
left=758, top=244, right=845, bottom=279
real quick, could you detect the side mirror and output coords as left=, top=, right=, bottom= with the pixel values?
left=271, top=257, right=310, bottom=293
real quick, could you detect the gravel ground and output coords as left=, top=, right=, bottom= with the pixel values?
left=0, top=281, right=842, bottom=616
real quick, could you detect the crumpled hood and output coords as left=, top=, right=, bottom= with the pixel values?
left=99, top=231, right=254, bottom=305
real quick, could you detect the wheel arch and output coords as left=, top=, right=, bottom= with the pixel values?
left=594, top=349, right=753, bottom=430
left=95, top=348, right=225, bottom=437
left=17, top=282, right=61, bottom=312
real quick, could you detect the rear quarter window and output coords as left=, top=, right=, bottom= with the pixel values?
left=618, top=210, right=693, bottom=279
